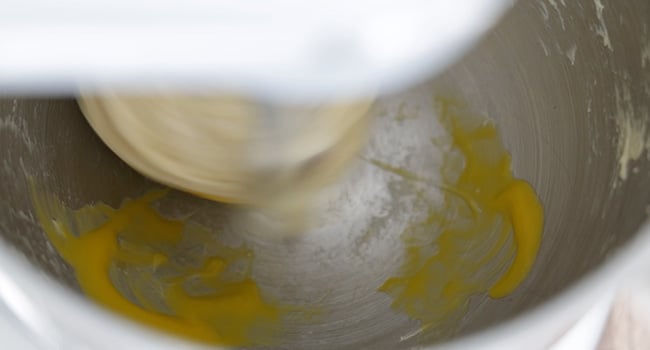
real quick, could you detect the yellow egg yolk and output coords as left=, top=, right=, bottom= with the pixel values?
left=377, top=98, right=544, bottom=328
left=29, top=185, right=283, bottom=346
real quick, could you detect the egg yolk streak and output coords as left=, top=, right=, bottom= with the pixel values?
left=29, top=185, right=282, bottom=346
left=378, top=98, right=544, bottom=328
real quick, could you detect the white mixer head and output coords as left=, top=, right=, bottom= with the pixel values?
left=0, top=0, right=513, bottom=101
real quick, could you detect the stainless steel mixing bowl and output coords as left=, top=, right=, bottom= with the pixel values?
left=0, top=0, right=649, bottom=349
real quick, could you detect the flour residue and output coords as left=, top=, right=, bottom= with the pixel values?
left=593, top=0, right=613, bottom=51
left=617, top=117, right=646, bottom=181
left=547, top=0, right=566, bottom=30
left=615, top=85, right=650, bottom=183
left=566, top=44, right=577, bottom=65
left=641, top=42, right=650, bottom=69
left=0, top=99, right=36, bottom=153
left=538, top=37, right=550, bottom=57
left=538, top=2, right=550, bottom=22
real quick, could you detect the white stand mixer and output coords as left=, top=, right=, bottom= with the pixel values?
left=0, top=0, right=512, bottom=100
left=0, top=0, right=514, bottom=233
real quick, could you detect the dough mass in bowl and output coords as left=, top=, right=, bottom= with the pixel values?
left=78, top=92, right=373, bottom=233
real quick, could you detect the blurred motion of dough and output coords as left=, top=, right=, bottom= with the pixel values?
left=78, top=91, right=373, bottom=235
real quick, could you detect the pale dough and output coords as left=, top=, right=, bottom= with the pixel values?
left=78, top=91, right=372, bottom=233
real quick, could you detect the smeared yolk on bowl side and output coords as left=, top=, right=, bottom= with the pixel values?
left=29, top=185, right=284, bottom=346
left=378, top=98, right=543, bottom=329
